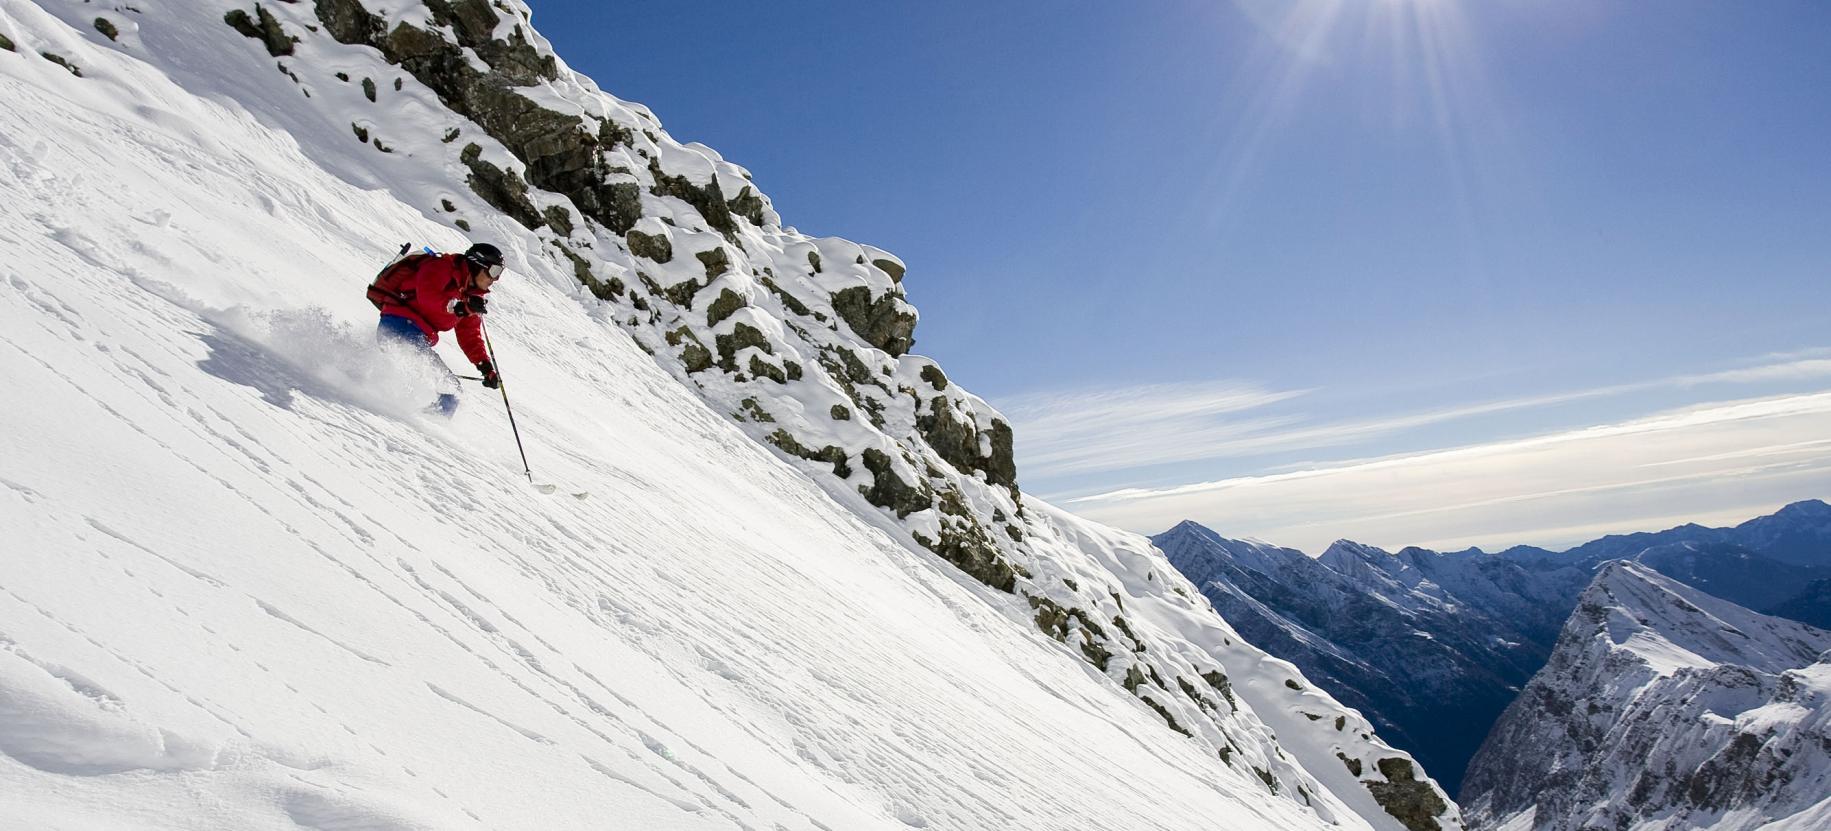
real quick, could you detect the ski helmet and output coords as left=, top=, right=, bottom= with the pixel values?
left=464, top=243, right=505, bottom=277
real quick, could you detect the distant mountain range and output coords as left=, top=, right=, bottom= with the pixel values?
left=1156, top=499, right=1831, bottom=798
left=1461, top=562, right=1831, bottom=830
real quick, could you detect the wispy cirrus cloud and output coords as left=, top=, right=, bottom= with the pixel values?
left=1666, top=358, right=1831, bottom=387
left=998, top=381, right=1310, bottom=477
left=1063, top=391, right=1831, bottom=553
left=1002, top=354, right=1831, bottom=484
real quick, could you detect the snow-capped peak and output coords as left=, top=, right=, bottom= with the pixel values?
left=1578, top=561, right=1829, bottom=676
left=1462, top=561, right=1831, bottom=830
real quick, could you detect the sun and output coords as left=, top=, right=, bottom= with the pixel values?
left=1199, top=0, right=1513, bottom=239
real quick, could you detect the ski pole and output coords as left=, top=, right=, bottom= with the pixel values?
left=479, top=320, right=535, bottom=485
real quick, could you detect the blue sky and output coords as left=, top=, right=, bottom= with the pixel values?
left=534, top=1, right=1831, bottom=552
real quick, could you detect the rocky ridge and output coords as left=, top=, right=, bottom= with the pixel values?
left=1459, top=562, right=1831, bottom=830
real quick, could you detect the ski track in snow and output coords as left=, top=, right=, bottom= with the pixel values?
left=0, top=68, right=878, bottom=831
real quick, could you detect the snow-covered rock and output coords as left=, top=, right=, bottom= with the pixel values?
left=1460, top=562, right=1831, bottom=831
left=0, top=1, right=1459, bottom=828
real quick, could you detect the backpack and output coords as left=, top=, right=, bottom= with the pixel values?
left=366, top=244, right=439, bottom=310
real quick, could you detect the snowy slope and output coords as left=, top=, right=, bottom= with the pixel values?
left=0, top=1, right=1457, bottom=829
left=1460, top=562, right=1831, bottom=831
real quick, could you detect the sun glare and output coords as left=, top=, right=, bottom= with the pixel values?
left=1204, top=0, right=1517, bottom=255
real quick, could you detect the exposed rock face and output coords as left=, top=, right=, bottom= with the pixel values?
left=916, top=397, right=1016, bottom=489
left=40, top=51, right=81, bottom=76
left=315, top=0, right=640, bottom=234
left=829, top=285, right=916, bottom=357
left=625, top=229, right=672, bottom=263
left=694, top=247, right=730, bottom=281
left=871, top=257, right=905, bottom=283
left=1460, top=562, right=1831, bottom=830
left=858, top=449, right=930, bottom=519
left=648, top=156, right=737, bottom=239
left=705, top=289, right=745, bottom=327
left=458, top=143, right=543, bottom=229
left=1365, top=758, right=1449, bottom=831
left=224, top=6, right=297, bottom=56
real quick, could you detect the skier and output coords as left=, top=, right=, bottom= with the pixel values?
left=369, top=242, right=506, bottom=415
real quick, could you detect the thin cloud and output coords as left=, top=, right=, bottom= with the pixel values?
left=1636, top=437, right=1831, bottom=469
left=1071, top=392, right=1831, bottom=505
left=1005, top=353, right=1831, bottom=483
left=1753, top=346, right=1831, bottom=363
left=1673, top=358, right=1831, bottom=387
left=999, top=382, right=1309, bottom=476
left=1062, top=391, right=1831, bottom=553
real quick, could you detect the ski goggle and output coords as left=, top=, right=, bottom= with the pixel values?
left=465, top=254, right=505, bottom=278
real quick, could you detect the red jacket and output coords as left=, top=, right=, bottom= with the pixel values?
left=378, top=254, right=491, bottom=364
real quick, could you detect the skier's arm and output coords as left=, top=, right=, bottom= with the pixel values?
left=454, top=314, right=489, bottom=366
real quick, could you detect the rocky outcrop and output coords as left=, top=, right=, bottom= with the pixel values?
left=915, top=397, right=1017, bottom=490
left=458, top=144, right=543, bottom=229
left=858, top=449, right=930, bottom=519
left=224, top=6, right=297, bottom=56
left=830, top=285, right=915, bottom=357
left=626, top=229, right=672, bottom=263
left=871, top=257, right=905, bottom=283
left=646, top=156, right=737, bottom=239
left=314, top=0, right=641, bottom=234
left=40, top=51, right=81, bottom=77
left=1365, top=759, right=1449, bottom=831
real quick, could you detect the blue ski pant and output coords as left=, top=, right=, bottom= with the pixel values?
left=377, top=314, right=460, bottom=416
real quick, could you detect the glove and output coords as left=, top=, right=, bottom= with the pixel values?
left=448, top=296, right=487, bottom=317
left=477, top=360, right=501, bottom=389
